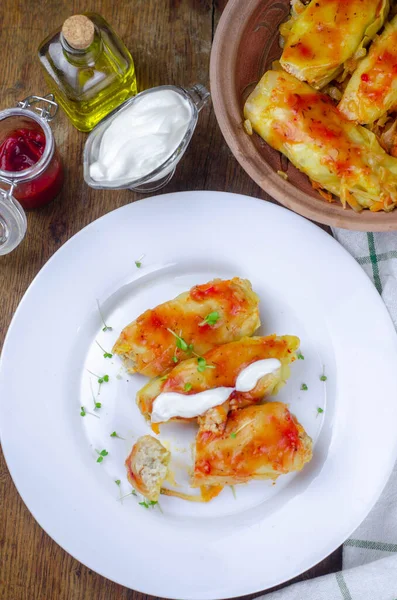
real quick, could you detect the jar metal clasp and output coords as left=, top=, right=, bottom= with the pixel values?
left=0, top=175, right=17, bottom=200
left=16, top=93, right=58, bottom=122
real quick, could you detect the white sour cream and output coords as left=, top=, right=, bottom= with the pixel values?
left=235, top=358, right=282, bottom=392
left=89, top=89, right=192, bottom=185
left=151, top=387, right=234, bottom=423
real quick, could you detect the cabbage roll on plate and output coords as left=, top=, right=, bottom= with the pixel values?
left=136, top=334, right=300, bottom=423
left=339, top=15, right=397, bottom=124
left=113, top=277, right=260, bottom=377
left=280, top=0, right=389, bottom=89
left=192, top=402, right=313, bottom=487
left=244, top=70, right=397, bottom=213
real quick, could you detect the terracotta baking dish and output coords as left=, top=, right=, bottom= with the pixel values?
left=210, top=0, right=397, bottom=231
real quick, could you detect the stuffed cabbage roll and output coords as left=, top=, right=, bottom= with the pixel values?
left=339, top=15, right=397, bottom=124
left=136, top=334, right=300, bottom=422
left=191, top=402, right=313, bottom=487
left=125, top=435, right=170, bottom=501
left=280, top=0, right=389, bottom=89
left=244, top=70, right=397, bottom=212
left=113, top=278, right=260, bottom=377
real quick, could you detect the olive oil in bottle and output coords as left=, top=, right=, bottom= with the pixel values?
left=38, top=13, right=137, bottom=132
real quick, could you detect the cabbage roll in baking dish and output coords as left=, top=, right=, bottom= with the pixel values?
left=339, top=15, right=397, bottom=124
left=191, top=402, right=313, bottom=487
left=113, top=278, right=260, bottom=377
left=280, top=0, right=389, bottom=89
left=136, top=335, right=300, bottom=422
left=244, top=70, right=397, bottom=212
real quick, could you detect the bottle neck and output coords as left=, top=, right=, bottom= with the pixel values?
left=60, top=30, right=101, bottom=64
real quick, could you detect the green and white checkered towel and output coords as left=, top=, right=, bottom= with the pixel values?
left=260, top=230, right=397, bottom=600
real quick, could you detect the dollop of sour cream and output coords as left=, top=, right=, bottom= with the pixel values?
left=235, top=358, right=282, bottom=392
left=89, top=89, right=192, bottom=185
left=151, top=358, right=283, bottom=423
left=151, top=388, right=234, bottom=424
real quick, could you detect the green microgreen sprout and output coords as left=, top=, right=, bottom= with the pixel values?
left=118, top=489, right=138, bottom=502
left=297, top=352, right=305, bottom=360
left=184, top=383, right=192, bottom=392
left=317, top=407, right=324, bottom=417
left=87, top=370, right=110, bottom=384
left=301, top=383, right=308, bottom=391
left=199, top=311, right=220, bottom=327
left=229, top=485, right=237, bottom=499
left=80, top=405, right=100, bottom=419
left=96, top=449, right=108, bottom=463
left=167, top=328, right=190, bottom=352
left=172, top=355, right=178, bottom=363
left=115, top=479, right=121, bottom=486
left=139, top=499, right=160, bottom=510
left=110, top=431, right=125, bottom=440
left=96, top=340, right=113, bottom=358
left=320, top=367, right=327, bottom=381
left=230, top=420, right=253, bottom=439
left=160, top=374, right=168, bottom=382
left=135, top=254, right=145, bottom=268
left=90, top=380, right=102, bottom=410
left=96, top=299, right=112, bottom=331
left=197, top=356, right=215, bottom=373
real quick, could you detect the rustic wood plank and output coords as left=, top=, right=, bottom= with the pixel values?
left=0, top=0, right=339, bottom=599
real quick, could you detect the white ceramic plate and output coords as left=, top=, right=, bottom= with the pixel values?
left=1, top=191, right=397, bottom=599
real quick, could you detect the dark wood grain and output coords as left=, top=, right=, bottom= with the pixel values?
left=0, top=1, right=340, bottom=599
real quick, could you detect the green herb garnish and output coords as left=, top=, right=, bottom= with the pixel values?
left=96, top=341, right=113, bottom=358
left=317, top=407, right=324, bottom=416
left=110, top=431, right=125, bottom=440
left=230, top=432, right=237, bottom=439
left=184, top=383, right=192, bottom=392
left=320, top=374, right=327, bottom=381
left=96, top=299, right=112, bottom=332
left=167, top=328, right=189, bottom=352
left=297, top=352, right=304, bottom=360
left=301, top=383, right=308, bottom=391
left=80, top=406, right=86, bottom=417
left=135, top=254, right=145, bottom=268
left=96, top=449, right=108, bottom=463
left=197, top=356, right=215, bottom=373
left=200, top=311, right=220, bottom=327
left=172, top=355, right=178, bottom=363
left=118, top=489, right=138, bottom=501
left=115, top=480, right=121, bottom=486
left=139, top=499, right=158, bottom=509
left=87, top=370, right=110, bottom=384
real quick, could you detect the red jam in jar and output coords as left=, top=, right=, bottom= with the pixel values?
left=0, top=110, right=64, bottom=210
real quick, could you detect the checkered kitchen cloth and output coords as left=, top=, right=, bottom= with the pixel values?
left=259, top=230, right=397, bottom=600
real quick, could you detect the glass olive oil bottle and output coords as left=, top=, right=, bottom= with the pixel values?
left=38, top=13, right=137, bottom=132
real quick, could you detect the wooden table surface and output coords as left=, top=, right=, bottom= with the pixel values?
left=0, top=1, right=340, bottom=598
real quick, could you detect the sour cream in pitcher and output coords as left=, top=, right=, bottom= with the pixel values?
left=89, top=89, right=192, bottom=185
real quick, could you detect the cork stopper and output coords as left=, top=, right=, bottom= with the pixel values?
left=62, top=15, right=94, bottom=50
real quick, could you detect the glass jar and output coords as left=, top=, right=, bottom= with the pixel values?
left=83, top=84, right=210, bottom=193
left=0, top=94, right=64, bottom=255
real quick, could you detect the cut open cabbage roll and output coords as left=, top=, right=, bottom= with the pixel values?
left=339, top=15, right=397, bottom=124
left=191, top=402, right=313, bottom=487
left=280, top=0, right=389, bottom=89
left=136, top=334, right=300, bottom=422
left=244, top=70, right=397, bottom=212
left=113, top=278, right=260, bottom=378
left=125, top=435, right=170, bottom=501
